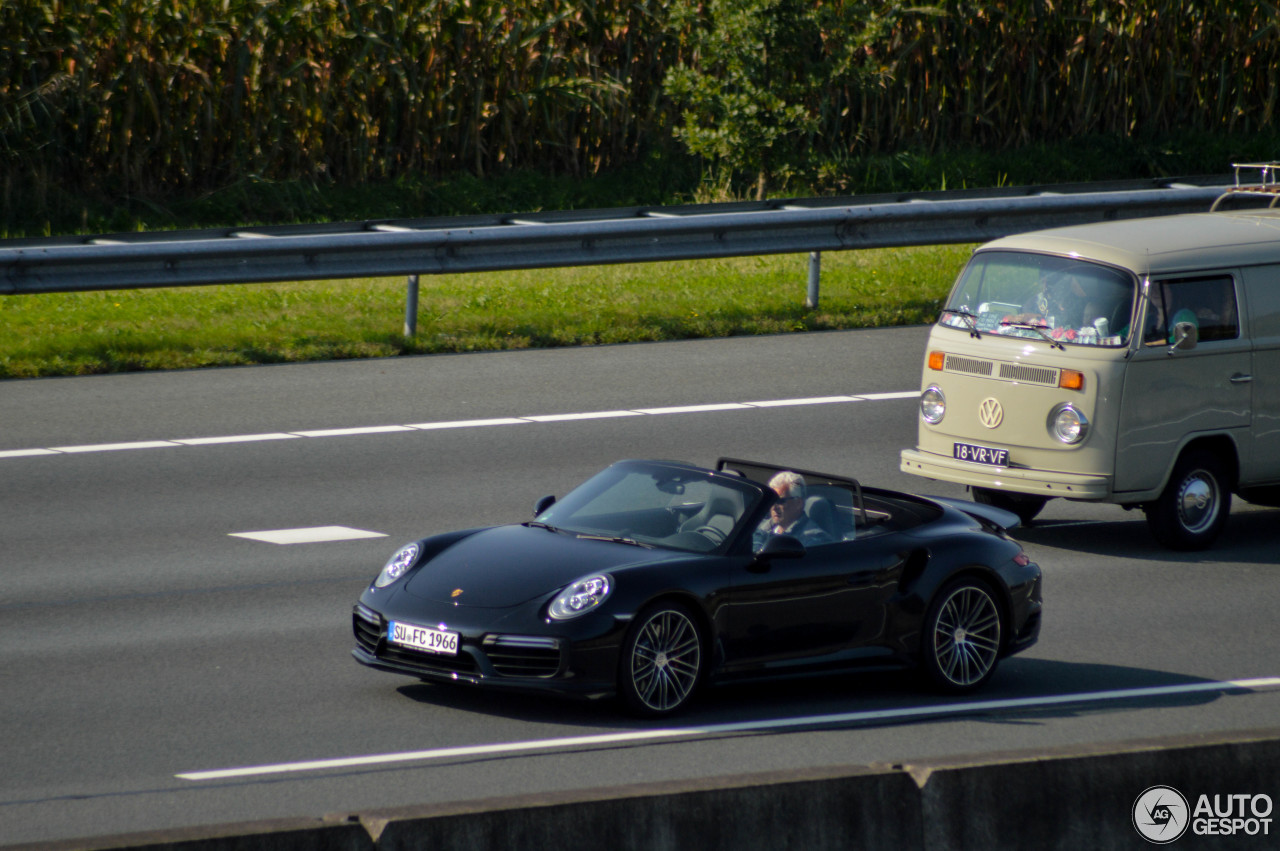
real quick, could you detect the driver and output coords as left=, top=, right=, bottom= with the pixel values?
left=752, top=471, right=833, bottom=550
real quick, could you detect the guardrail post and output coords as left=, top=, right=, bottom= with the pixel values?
left=404, top=274, right=420, bottom=337
left=806, top=251, right=821, bottom=309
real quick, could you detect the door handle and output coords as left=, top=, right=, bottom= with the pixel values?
left=1230, top=373, right=1253, bottom=384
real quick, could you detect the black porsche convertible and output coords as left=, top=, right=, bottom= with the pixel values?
left=353, top=458, right=1042, bottom=716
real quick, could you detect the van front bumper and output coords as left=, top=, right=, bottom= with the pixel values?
left=900, top=448, right=1112, bottom=500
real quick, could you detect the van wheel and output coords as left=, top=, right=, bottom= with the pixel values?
left=972, top=488, right=1047, bottom=526
left=1144, top=450, right=1230, bottom=550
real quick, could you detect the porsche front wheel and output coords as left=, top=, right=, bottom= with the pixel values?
left=619, top=602, right=705, bottom=716
left=922, top=579, right=1003, bottom=692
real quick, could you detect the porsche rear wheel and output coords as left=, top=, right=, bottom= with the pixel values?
left=619, top=602, right=704, bottom=716
left=922, top=579, right=1003, bottom=692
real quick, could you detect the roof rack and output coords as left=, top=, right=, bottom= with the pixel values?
left=1210, top=162, right=1280, bottom=210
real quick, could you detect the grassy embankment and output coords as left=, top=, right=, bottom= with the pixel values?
left=0, top=244, right=967, bottom=379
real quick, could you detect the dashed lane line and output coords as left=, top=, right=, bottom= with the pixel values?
left=228, top=526, right=389, bottom=545
left=1, top=391, right=919, bottom=460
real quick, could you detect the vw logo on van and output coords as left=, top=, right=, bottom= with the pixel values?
left=978, top=397, right=1004, bottom=429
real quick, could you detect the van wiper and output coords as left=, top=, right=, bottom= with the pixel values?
left=945, top=307, right=982, bottom=339
left=999, top=320, right=1065, bottom=351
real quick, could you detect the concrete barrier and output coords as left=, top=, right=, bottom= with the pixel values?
left=361, top=765, right=922, bottom=851
left=9, top=727, right=1279, bottom=851
left=3, top=817, right=374, bottom=851
left=908, top=728, right=1280, bottom=850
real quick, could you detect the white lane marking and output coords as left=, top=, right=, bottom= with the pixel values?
left=291, top=425, right=416, bottom=438
left=229, top=526, right=388, bottom=545
left=4, top=390, right=920, bottom=459
left=857, top=391, right=920, bottom=401
left=174, top=433, right=300, bottom=446
left=745, top=396, right=859, bottom=407
left=524, top=411, right=642, bottom=423
left=49, top=440, right=181, bottom=453
left=176, top=676, right=1280, bottom=781
left=635, top=403, right=752, bottom=415
left=408, top=418, right=530, bottom=430
left=0, top=448, right=60, bottom=458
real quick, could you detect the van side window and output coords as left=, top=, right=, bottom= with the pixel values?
left=1143, top=276, right=1239, bottom=345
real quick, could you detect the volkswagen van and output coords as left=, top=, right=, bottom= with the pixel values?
left=900, top=205, right=1280, bottom=550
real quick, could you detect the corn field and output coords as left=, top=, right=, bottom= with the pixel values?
left=2, top=0, right=1279, bottom=213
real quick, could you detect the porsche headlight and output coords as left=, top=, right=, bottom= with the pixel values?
left=921, top=385, right=946, bottom=424
left=1048, top=403, right=1089, bottom=444
left=548, top=574, right=612, bottom=620
left=374, top=543, right=420, bottom=588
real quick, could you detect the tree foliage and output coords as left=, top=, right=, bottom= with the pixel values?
left=664, top=0, right=918, bottom=198
left=4, top=0, right=1280, bottom=230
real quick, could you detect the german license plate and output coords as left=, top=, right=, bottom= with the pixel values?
left=388, top=621, right=460, bottom=656
left=953, top=442, right=1009, bottom=466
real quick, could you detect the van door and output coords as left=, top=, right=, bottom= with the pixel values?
left=1114, top=274, right=1251, bottom=496
left=1240, top=265, right=1280, bottom=484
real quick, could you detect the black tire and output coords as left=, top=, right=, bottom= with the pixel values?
left=618, top=602, right=705, bottom=716
left=972, top=488, right=1047, bottom=526
left=1144, top=450, right=1231, bottom=551
left=921, top=578, right=1003, bottom=693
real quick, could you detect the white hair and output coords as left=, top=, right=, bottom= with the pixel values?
left=768, top=471, right=806, bottom=499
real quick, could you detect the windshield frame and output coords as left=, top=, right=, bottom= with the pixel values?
left=532, top=459, right=766, bottom=555
left=939, top=250, right=1140, bottom=348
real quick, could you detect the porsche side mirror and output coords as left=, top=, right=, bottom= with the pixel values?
left=534, top=494, right=556, bottom=515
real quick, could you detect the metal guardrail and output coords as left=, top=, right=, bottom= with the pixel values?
left=1, top=175, right=1256, bottom=332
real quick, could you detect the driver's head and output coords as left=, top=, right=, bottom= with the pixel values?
left=767, top=471, right=806, bottom=529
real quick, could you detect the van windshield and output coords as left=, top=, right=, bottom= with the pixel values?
left=939, top=251, right=1136, bottom=346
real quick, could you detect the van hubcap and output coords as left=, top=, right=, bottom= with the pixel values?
left=1177, top=472, right=1219, bottom=533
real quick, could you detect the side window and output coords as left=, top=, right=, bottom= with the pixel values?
left=1143, top=276, right=1239, bottom=345
left=804, top=483, right=854, bottom=545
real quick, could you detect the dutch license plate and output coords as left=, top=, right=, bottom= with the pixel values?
left=388, top=621, right=460, bottom=656
left=953, top=442, right=1009, bottom=467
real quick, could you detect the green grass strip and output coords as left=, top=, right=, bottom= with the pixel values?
left=0, top=246, right=968, bottom=379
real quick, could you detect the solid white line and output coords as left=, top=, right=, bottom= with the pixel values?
left=407, top=418, right=530, bottom=430
left=174, top=433, right=300, bottom=446
left=5, top=391, right=920, bottom=459
left=856, top=391, right=921, bottom=401
left=634, top=403, right=752, bottom=415
left=524, top=411, right=642, bottom=422
left=744, top=396, right=859, bottom=408
left=49, top=440, right=181, bottom=453
left=292, top=425, right=416, bottom=438
left=177, top=729, right=697, bottom=781
left=175, top=676, right=1280, bottom=782
left=0, top=448, right=61, bottom=458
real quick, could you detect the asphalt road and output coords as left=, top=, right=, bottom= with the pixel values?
left=2, top=326, right=1278, bottom=846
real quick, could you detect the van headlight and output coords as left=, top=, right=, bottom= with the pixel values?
left=1048, top=403, right=1089, bottom=444
left=921, top=385, right=946, bottom=424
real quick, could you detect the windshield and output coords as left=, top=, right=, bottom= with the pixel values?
left=533, top=460, right=762, bottom=553
left=939, top=251, right=1136, bottom=346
